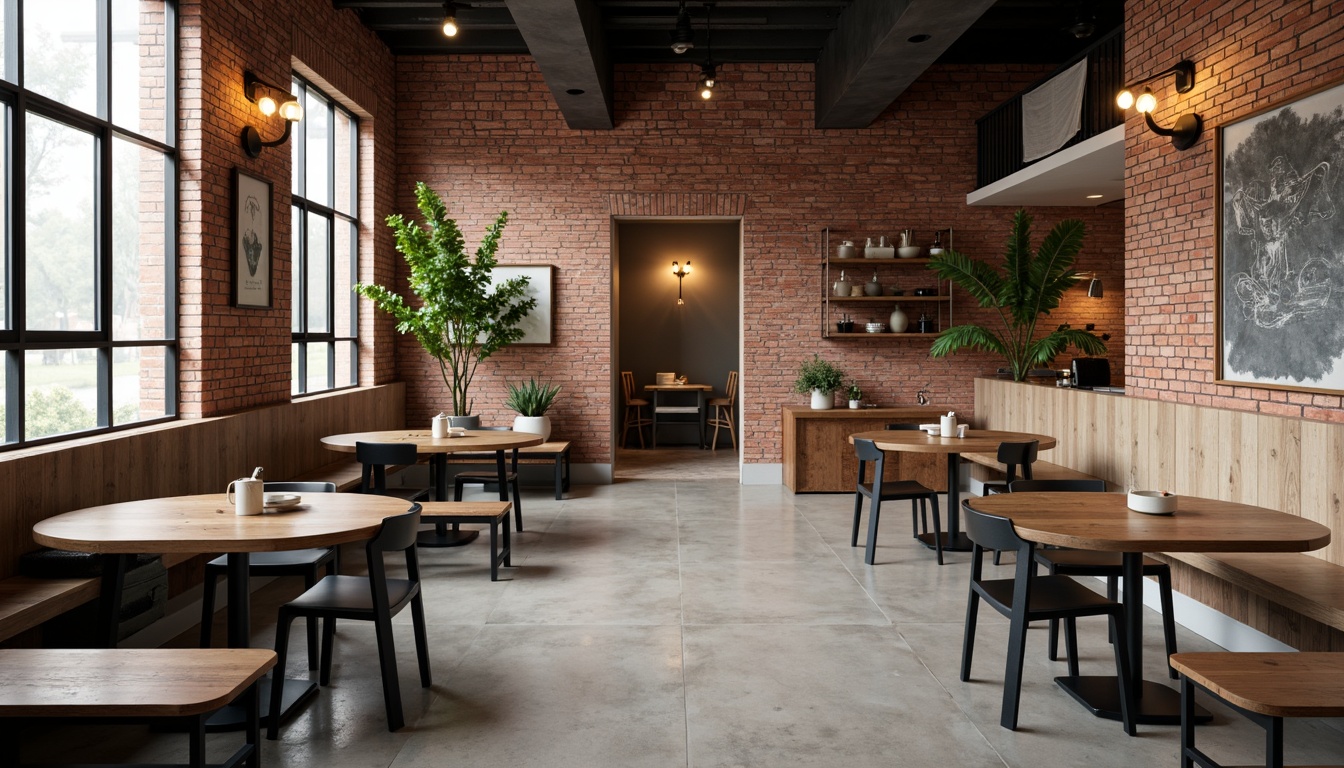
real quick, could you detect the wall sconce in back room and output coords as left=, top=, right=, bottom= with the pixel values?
left=1115, top=60, right=1202, bottom=150
left=241, top=71, right=303, bottom=157
left=672, top=260, right=691, bottom=305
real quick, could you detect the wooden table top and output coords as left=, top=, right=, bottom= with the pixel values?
left=1169, top=652, right=1344, bottom=718
left=965, top=492, right=1331, bottom=553
left=0, top=648, right=276, bottom=717
left=848, top=428, right=1057, bottom=454
left=33, top=493, right=415, bottom=554
left=321, top=429, right=544, bottom=454
left=644, top=383, right=713, bottom=391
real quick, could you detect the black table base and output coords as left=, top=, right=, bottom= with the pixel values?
left=1056, top=676, right=1211, bottom=726
left=916, top=531, right=974, bottom=552
left=207, top=675, right=317, bottom=731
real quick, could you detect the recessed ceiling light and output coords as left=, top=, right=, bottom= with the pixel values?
left=1086, top=194, right=1104, bottom=199
left=566, top=88, right=585, bottom=95
left=907, top=34, right=931, bottom=43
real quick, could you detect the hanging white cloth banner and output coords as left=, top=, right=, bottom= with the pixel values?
left=1021, top=59, right=1088, bottom=162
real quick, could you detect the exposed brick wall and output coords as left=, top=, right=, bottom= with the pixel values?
left=393, top=59, right=1125, bottom=465
left=177, top=0, right=395, bottom=417
left=1124, top=0, right=1344, bottom=416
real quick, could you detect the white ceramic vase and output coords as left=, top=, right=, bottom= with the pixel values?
left=848, top=399, right=861, bottom=409
left=810, top=389, right=834, bottom=410
left=512, top=415, right=551, bottom=441
left=889, top=304, right=909, bottom=333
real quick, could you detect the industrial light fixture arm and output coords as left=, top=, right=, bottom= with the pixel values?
left=241, top=71, right=303, bottom=158
left=1115, top=59, right=1201, bottom=150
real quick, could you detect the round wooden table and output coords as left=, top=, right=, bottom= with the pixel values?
left=848, top=429, right=1056, bottom=553
left=965, top=491, right=1331, bottom=726
left=33, top=492, right=415, bottom=729
left=321, top=429, right=544, bottom=546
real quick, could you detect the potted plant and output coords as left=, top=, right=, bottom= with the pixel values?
left=927, top=209, right=1106, bottom=381
left=792, top=354, right=845, bottom=410
left=846, top=381, right=863, bottom=409
left=355, top=182, right=536, bottom=427
left=505, top=377, right=561, bottom=440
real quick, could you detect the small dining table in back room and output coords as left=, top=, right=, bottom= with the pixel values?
left=321, top=429, right=543, bottom=545
left=965, top=491, right=1331, bottom=726
left=644, top=382, right=714, bottom=448
left=847, top=428, right=1056, bottom=555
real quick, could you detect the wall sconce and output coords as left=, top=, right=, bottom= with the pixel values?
left=1086, top=272, right=1103, bottom=298
left=672, top=260, right=691, bottom=305
left=1115, top=60, right=1202, bottom=150
left=241, top=71, right=303, bottom=158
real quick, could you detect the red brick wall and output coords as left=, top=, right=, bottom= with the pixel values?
left=1124, top=0, right=1344, bottom=418
left=177, top=0, right=396, bottom=417
left=394, top=59, right=1125, bottom=465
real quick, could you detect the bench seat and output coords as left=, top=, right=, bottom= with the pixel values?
left=0, top=647, right=275, bottom=768
left=1171, top=651, right=1344, bottom=768
left=441, top=440, right=571, bottom=500
left=417, top=502, right=514, bottom=581
left=290, top=459, right=410, bottom=493
left=1165, top=552, right=1344, bottom=634
left=962, top=452, right=1107, bottom=486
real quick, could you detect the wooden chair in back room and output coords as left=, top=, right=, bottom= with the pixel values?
left=621, top=371, right=652, bottom=448
left=706, top=370, right=738, bottom=451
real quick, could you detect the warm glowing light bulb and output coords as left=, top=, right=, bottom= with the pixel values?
left=683, top=260, right=692, bottom=274
left=1135, top=88, right=1157, bottom=114
left=1115, top=89, right=1134, bottom=110
left=672, top=261, right=681, bottom=275
left=278, top=100, right=303, bottom=122
left=257, top=95, right=277, bottom=116
left=442, top=15, right=458, bottom=37
left=700, top=85, right=713, bottom=100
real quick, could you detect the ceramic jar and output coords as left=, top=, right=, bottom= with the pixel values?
left=864, top=273, right=882, bottom=296
left=836, top=240, right=856, bottom=259
left=888, top=304, right=909, bottom=333
left=832, top=270, right=852, bottom=297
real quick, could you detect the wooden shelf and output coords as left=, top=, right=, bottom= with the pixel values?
left=829, top=295, right=947, bottom=302
left=829, top=332, right=939, bottom=338
left=829, top=257, right=934, bottom=266
left=822, top=227, right=953, bottom=341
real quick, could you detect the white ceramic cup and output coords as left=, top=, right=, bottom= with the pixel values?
left=226, top=477, right=264, bottom=516
left=432, top=414, right=450, bottom=439
left=940, top=415, right=957, bottom=438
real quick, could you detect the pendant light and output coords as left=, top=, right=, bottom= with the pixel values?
left=442, top=1, right=459, bottom=37
left=670, top=1, right=694, bottom=54
left=698, top=3, right=717, bottom=100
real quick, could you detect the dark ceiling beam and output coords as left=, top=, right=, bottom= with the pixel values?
left=814, top=0, right=996, bottom=128
left=506, top=0, right=614, bottom=129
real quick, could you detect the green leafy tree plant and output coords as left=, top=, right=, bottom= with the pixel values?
left=927, top=210, right=1106, bottom=381
left=355, top=182, right=536, bottom=416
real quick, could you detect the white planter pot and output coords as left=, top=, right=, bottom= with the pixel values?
left=513, top=415, right=551, bottom=441
left=810, top=389, right=834, bottom=410
left=849, top=399, right=861, bottom=409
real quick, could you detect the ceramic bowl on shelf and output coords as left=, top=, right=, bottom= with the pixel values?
left=864, top=323, right=886, bottom=333
left=897, top=246, right=922, bottom=258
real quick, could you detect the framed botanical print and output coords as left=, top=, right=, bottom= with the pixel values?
left=233, top=169, right=272, bottom=308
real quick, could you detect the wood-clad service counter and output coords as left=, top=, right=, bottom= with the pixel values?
left=781, top=405, right=947, bottom=492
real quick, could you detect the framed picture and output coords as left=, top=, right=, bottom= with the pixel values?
left=493, top=265, right=554, bottom=345
left=1217, top=78, right=1344, bottom=393
left=233, top=169, right=272, bottom=308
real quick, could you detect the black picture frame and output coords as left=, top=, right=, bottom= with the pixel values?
left=233, top=169, right=272, bottom=308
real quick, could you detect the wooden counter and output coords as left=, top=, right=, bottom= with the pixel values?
left=782, top=405, right=947, bottom=492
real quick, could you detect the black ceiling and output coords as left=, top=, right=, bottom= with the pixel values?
left=337, top=0, right=1124, bottom=65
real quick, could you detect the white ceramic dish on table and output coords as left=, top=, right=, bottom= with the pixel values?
left=263, top=493, right=303, bottom=511
left=1127, top=490, right=1177, bottom=515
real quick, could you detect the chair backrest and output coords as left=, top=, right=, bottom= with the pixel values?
left=356, top=441, right=420, bottom=494
left=853, top=437, right=885, bottom=463
left=997, top=440, right=1039, bottom=483
left=962, top=503, right=1030, bottom=556
left=1009, top=479, right=1106, bottom=493
left=366, top=505, right=424, bottom=605
left=884, top=423, right=921, bottom=431
left=621, top=371, right=637, bottom=404
left=723, top=371, right=738, bottom=404
left=264, top=481, right=337, bottom=493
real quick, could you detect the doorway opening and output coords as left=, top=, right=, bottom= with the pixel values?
left=613, top=218, right=741, bottom=480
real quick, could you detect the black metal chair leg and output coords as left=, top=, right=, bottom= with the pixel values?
left=304, top=569, right=319, bottom=671
left=319, top=617, right=336, bottom=686
left=1159, top=568, right=1179, bottom=679
left=200, top=571, right=218, bottom=649
left=372, top=613, right=405, bottom=732
left=1000, top=603, right=1031, bottom=730
left=188, top=713, right=206, bottom=768
left=930, top=495, right=943, bottom=565
left=863, top=496, right=882, bottom=566
left=244, top=682, right=261, bottom=768
left=960, top=590, right=980, bottom=681
left=1064, top=617, right=1080, bottom=678
left=1180, top=677, right=1196, bottom=767
left=267, top=611, right=293, bottom=740
left=1109, top=613, right=1136, bottom=736
left=411, top=593, right=432, bottom=688
left=850, top=488, right=864, bottom=548
left=1266, top=712, right=1284, bottom=768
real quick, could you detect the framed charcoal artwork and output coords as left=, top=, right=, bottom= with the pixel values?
left=233, top=169, right=272, bottom=308
left=492, top=265, right=555, bottom=345
left=1217, top=79, right=1344, bottom=393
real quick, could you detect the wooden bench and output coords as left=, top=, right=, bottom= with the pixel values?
left=0, top=647, right=275, bottom=768
left=440, top=440, right=571, bottom=500
left=417, top=502, right=513, bottom=581
left=290, top=458, right=410, bottom=493
left=962, top=452, right=1109, bottom=488
left=1170, top=651, right=1344, bottom=768
left=1165, top=552, right=1344, bottom=636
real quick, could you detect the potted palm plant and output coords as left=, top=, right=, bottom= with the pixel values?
left=504, top=377, right=561, bottom=440
left=927, top=210, right=1106, bottom=381
left=356, top=182, right=536, bottom=427
left=792, top=354, right=845, bottom=410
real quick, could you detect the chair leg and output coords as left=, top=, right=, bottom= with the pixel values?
left=863, top=495, right=882, bottom=566
left=1107, top=576, right=1118, bottom=645
left=454, top=477, right=465, bottom=502
left=1064, top=617, right=1080, bottom=678
left=726, top=411, right=736, bottom=451
left=304, top=569, right=320, bottom=671
left=511, top=477, right=524, bottom=532
left=1158, top=568, right=1179, bottom=679
left=489, top=519, right=500, bottom=582
left=372, top=612, right=405, bottom=732
left=319, top=617, right=336, bottom=687
left=850, top=491, right=865, bottom=548
left=910, top=499, right=919, bottom=538
left=199, top=570, right=218, bottom=648
left=960, top=589, right=980, bottom=681
left=710, top=409, right=721, bottom=452
left=929, top=494, right=943, bottom=565
left=1048, top=563, right=1062, bottom=661
left=1000, top=600, right=1031, bottom=730
left=267, top=609, right=295, bottom=740
left=1109, top=612, right=1137, bottom=736
left=410, top=592, right=432, bottom=688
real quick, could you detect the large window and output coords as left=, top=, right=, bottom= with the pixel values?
left=0, top=0, right=177, bottom=447
left=291, top=77, right=358, bottom=395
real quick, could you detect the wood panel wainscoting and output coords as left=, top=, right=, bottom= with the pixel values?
left=0, top=384, right=406, bottom=642
left=781, top=405, right=947, bottom=493
left=975, top=378, right=1344, bottom=651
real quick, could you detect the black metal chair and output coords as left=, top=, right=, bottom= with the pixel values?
left=960, top=502, right=1136, bottom=735
left=267, top=505, right=430, bottom=738
left=984, top=440, right=1039, bottom=565
left=200, top=481, right=338, bottom=670
left=356, top=442, right=432, bottom=503
left=1011, top=478, right=1181, bottom=679
left=852, top=435, right=942, bottom=565
left=453, top=426, right=524, bottom=532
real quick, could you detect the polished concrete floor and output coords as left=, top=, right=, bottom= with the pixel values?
left=25, top=480, right=1344, bottom=767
